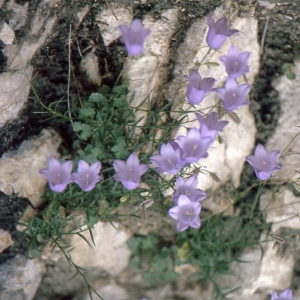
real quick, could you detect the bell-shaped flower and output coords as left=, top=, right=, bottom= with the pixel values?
left=196, top=112, right=228, bottom=144
left=216, top=78, right=250, bottom=111
left=245, top=144, right=281, bottom=180
left=39, top=157, right=73, bottom=193
left=173, top=176, right=206, bottom=204
left=113, top=153, right=148, bottom=190
left=271, top=288, right=293, bottom=300
left=206, top=15, right=239, bottom=49
left=169, top=195, right=201, bottom=232
left=184, top=69, right=215, bottom=105
left=150, top=142, right=184, bottom=175
left=118, top=19, right=150, bottom=56
left=220, top=45, right=250, bottom=79
left=72, top=160, right=102, bottom=192
left=176, top=128, right=211, bottom=164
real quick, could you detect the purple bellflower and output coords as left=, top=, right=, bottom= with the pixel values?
left=271, top=288, right=293, bottom=300
left=176, top=128, right=211, bottom=164
left=169, top=195, right=201, bottom=232
left=196, top=112, right=228, bottom=144
left=216, top=78, right=250, bottom=111
left=206, top=15, right=239, bottom=49
left=118, top=19, right=150, bottom=56
left=39, top=157, right=73, bottom=193
left=184, top=69, right=215, bottom=105
left=220, top=45, right=250, bottom=79
left=245, top=144, right=281, bottom=180
left=72, top=160, right=102, bottom=192
left=113, top=153, right=148, bottom=190
left=150, top=142, right=184, bottom=175
left=173, top=176, right=206, bottom=204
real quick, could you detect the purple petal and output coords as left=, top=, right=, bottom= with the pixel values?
left=122, top=180, right=139, bottom=190
left=189, top=216, right=201, bottom=229
left=90, top=161, right=101, bottom=174
left=178, top=195, right=192, bottom=206
left=176, top=220, right=189, bottom=232
left=169, top=206, right=180, bottom=219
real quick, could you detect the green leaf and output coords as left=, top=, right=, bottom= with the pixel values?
left=73, top=122, right=92, bottom=141
left=79, top=107, right=96, bottom=119
left=88, top=93, right=107, bottom=107
left=287, top=73, right=296, bottom=80
left=99, top=85, right=111, bottom=96
left=162, top=271, right=180, bottom=281
left=150, top=254, right=168, bottom=272
left=127, top=237, right=140, bottom=254
left=111, top=137, right=129, bottom=159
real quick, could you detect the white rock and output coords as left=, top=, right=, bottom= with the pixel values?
left=96, top=7, right=133, bottom=46
left=80, top=51, right=102, bottom=86
left=0, top=22, right=15, bottom=44
left=69, top=220, right=132, bottom=277
left=0, top=228, right=13, bottom=253
left=0, top=129, right=61, bottom=207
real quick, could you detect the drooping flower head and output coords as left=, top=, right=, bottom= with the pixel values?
left=196, top=112, right=228, bottom=143
left=220, top=45, right=250, bottom=79
left=173, top=176, right=206, bottom=204
left=150, top=142, right=184, bottom=175
left=270, top=288, right=293, bottom=300
left=113, top=153, right=148, bottom=190
left=72, top=160, right=102, bottom=192
left=245, top=144, right=281, bottom=180
left=216, top=78, right=250, bottom=111
left=184, top=69, right=215, bottom=105
left=118, top=19, right=150, bottom=56
left=206, top=15, right=239, bottom=49
left=176, top=128, right=211, bottom=164
left=39, top=157, right=73, bottom=193
left=169, top=195, right=201, bottom=232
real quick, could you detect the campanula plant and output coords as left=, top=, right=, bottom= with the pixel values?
left=271, top=288, right=293, bottom=300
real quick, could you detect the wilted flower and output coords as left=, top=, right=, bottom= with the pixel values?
left=271, top=288, right=293, bottom=300
left=206, top=15, right=239, bottom=49
left=113, top=153, right=148, bottom=190
left=220, top=45, right=250, bottom=78
left=196, top=112, right=228, bottom=143
left=184, top=69, right=215, bottom=105
left=245, top=144, right=281, bottom=180
left=39, top=157, right=73, bottom=193
left=169, top=195, right=201, bottom=232
left=216, top=78, right=250, bottom=111
left=72, top=160, right=102, bottom=192
left=176, top=128, right=211, bottom=164
left=173, top=176, right=206, bottom=204
left=118, top=19, right=150, bottom=56
left=150, top=142, right=184, bottom=175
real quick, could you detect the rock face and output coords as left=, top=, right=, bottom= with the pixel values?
left=0, top=0, right=299, bottom=299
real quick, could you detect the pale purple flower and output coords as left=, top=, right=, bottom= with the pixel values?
left=220, top=45, right=250, bottom=78
left=113, top=153, right=148, bottom=190
left=245, top=144, right=281, bottom=180
left=184, top=69, right=215, bottom=105
left=206, top=15, right=239, bottom=49
left=118, top=19, right=150, bottom=56
left=169, top=195, right=201, bottom=232
left=72, top=160, right=102, bottom=192
left=271, top=288, right=293, bottom=300
left=176, top=128, right=211, bottom=164
left=150, top=142, right=184, bottom=175
left=196, top=112, right=228, bottom=143
left=173, top=176, right=206, bottom=204
left=39, top=157, right=73, bottom=193
left=216, top=78, right=250, bottom=111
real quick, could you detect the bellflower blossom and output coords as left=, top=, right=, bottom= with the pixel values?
left=271, top=288, right=293, bottom=300
left=196, top=112, right=228, bottom=143
left=72, top=160, right=102, bottom=192
left=39, top=157, right=73, bottom=193
left=245, top=144, right=281, bottom=180
left=216, top=78, right=250, bottom=111
left=173, top=176, right=206, bottom=204
left=118, top=19, right=150, bottom=56
left=220, top=45, right=250, bottom=79
left=169, top=195, right=201, bottom=232
left=206, top=15, right=239, bottom=49
left=176, top=128, right=211, bottom=164
left=184, top=69, right=215, bottom=105
left=113, top=153, right=148, bottom=190
left=150, top=142, right=184, bottom=175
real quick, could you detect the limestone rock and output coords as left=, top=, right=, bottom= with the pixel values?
left=0, top=228, right=13, bottom=253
